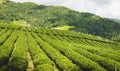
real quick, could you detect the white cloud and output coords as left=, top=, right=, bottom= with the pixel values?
left=10, top=0, right=120, bottom=19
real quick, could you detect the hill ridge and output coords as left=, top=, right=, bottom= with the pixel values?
left=0, top=1, right=120, bottom=41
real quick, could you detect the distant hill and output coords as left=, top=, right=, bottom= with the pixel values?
left=0, top=1, right=120, bottom=41
left=112, top=19, right=120, bottom=24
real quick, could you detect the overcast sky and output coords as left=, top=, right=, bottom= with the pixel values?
left=11, top=0, right=120, bottom=19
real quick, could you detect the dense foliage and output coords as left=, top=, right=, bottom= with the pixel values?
left=0, top=1, right=120, bottom=40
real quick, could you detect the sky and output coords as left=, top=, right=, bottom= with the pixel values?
left=11, top=0, right=120, bottom=19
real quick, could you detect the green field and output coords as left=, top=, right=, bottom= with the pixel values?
left=0, top=24, right=120, bottom=71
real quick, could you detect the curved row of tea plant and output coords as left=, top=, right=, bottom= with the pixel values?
left=0, top=29, right=12, bottom=45
left=0, top=30, right=18, bottom=67
left=49, top=33, right=120, bottom=62
left=37, top=34, right=107, bottom=71
left=0, top=29, right=7, bottom=36
left=8, top=31, right=27, bottom=71
left=72, top=44, right=120, bottom=62
left=26, top=32, right=58, bottom=71
left=32, top=32, right=80, bottom=71
left=28, top=27, right=117, bottom=44
left=39, top=34, right=120, bottom=71
left=72, top=46, right=120, bottom=71
left=52, top=33, right=119, bottom=50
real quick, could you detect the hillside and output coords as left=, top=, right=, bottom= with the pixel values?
left=0, top=23, right=120, bottom=71
left=0, top=1, right=120, bottom=41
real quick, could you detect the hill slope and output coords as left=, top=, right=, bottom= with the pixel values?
left=0, top=1, right=120, bottom=40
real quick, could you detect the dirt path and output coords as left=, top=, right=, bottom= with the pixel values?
left=26, top=52, right=34, bottom=71
left=25, top=33, right=34, bottom=71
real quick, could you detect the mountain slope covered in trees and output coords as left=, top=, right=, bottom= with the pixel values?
left=0, top=0, right=120, bottom=41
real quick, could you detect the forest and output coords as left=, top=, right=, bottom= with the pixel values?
left=0, top=0, right=120, bottom=41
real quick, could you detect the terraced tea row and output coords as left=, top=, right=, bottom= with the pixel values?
left=0, top=30, right=18, bottom=70
left=36, top=33, right=120, bottom=71
left=0, top=27, right=120, bottom=71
